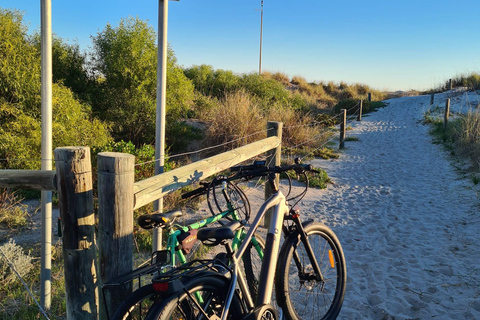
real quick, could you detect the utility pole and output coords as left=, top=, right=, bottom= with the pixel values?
left=154, top=0, right=179, bottom=251
left=259, top=0, right=263, bottom=74
left=40, top=0, right=53, bottom=310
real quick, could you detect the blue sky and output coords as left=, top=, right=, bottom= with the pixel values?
left=2, top=0, right=480, bottom=91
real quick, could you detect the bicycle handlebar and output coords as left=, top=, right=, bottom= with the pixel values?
left=230, top=159, right=318, bottom=179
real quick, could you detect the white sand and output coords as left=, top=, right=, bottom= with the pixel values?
left=296, top=93, right=480, bottom=319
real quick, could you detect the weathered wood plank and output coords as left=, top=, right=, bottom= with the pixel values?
left=133, top=136, right=280, bottom=210
left=0, top=170, right=56, bottom=190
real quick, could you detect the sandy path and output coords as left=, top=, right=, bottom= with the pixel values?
left=298, top=94, right=480, bottom=319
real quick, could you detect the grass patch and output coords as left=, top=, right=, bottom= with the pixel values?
left=345, top=136, right=360, bottom=142
left=298, top=167, right=332, bottom=189
left=0, top=189, right=29, bottom=230
left=424, top=107, right=480, bottom=179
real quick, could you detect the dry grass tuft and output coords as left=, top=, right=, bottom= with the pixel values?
left=455, top=110, right=480, bottom=169
left=0, top=189, right=29, bottom=229
left=201, top=89, right=266, bottom=148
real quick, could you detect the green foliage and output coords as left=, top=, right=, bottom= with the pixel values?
left=91, top=16, right=194, bottom=146
left=184, top=65, right=240, bottom=99
left=52, top=84, right=112, bottom=148
left=0, top=84, right=112, bottom=169
left=240, top=73, right=290, bottom=107
left=307, top=168, right=332, bottom=189
left=0, top=10, right=111, bottom=170
left=166, top=121, right=203, bottom=154
left=0, top=9, right=40, bottom=110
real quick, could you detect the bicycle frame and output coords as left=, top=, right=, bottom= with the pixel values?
left=222, top=191, right=288, bottom=320
left=221, top=189, right=325, bottom=320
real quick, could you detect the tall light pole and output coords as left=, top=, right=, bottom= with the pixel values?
left=259, top=0, right=263, bottom=74
left=154, top=0, right=179, bottom=251
left=40, top=0, right=53, bottom=310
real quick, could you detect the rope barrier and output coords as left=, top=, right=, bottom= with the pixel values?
left=135, top=127, right=272, bottom=167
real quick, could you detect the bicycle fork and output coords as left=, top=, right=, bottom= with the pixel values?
left=287, top=212, right=325, bottom=283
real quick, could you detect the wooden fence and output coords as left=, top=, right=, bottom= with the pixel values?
left=0, top=121, right=282, bottom=319
left=0, top=112, right=362, bottom=318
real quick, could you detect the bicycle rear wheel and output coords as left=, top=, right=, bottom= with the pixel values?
left=275, top=222, right=346, bottom=320
left=110, top=284, right=156, bottom=320
left=145, top=274, right=244, bottom=320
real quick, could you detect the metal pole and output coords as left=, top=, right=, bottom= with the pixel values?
left=40, top=0, right=53, bottom=310
left=154, top=0, right=169, bottom=251
left=259, top=0, right=263, bottom=74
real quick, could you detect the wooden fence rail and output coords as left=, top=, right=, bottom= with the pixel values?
left=0, top=170, right=56, bottom=190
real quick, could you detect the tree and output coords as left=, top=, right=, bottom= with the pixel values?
left=0, top=9, right=112, bottom=169
left=91, top=16, right=194, bottom=146
left=0, top=9, right=40, bottom=111
left=32, top=35, right=92, bottom=103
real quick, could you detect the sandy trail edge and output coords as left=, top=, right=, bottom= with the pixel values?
left=299, top=94, right=480, bottom=319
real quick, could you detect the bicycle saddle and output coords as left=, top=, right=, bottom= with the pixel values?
left=197, top=221, right=242, bottom=246
left=137, top=209, right=184, bottom=229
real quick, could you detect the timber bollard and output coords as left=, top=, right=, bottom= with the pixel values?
left=444, top=98, right=450, bottom=130
left=340, top=109, right=347, bottom=149
left=98, top=152, right=135, bottom=320
left=431, top=93, right=434, bottom=105
left=54, top=147, right=98, bottom=320
left=357, top=100, right=363, bottom=121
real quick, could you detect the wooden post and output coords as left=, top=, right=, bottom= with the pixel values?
left=340, top=109, right=347, bottom=149
left=368, top=92, right=372, bottom=102
left=264, top=121, right=283, bottom=227
left=97, top=152, right=135, bottom=320
left=444, top=98, right=451, bottom=130
left=430, top=93, right=434, bottom=105
left=449, top=79, right=453, bottom=90
left=54, top=147, right=98, bottom=320
left=357, top=100, right=363, bottom=121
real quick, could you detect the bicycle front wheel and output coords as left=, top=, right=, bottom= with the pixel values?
left=275, top=222, right=346, bottom=320
left=146, top=274, right=244, bottom=320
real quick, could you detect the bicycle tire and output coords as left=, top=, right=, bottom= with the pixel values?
left=275, top=222, right=346, bottom=320
left=242, top=234, right=266, bottom=301
left=110, top=283, right=157, bottom=320
left=207, top=178, right=251, bottom=222
left=145, top=274, right=244, bottom=320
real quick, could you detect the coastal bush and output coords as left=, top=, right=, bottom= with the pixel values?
left=0, top=239, right=33, bottom=286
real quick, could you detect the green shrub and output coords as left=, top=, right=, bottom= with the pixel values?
left=0, top=239, right=33, bottom=286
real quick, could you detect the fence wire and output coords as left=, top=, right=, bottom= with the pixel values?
left=0, top=246, right=51, bottom=320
